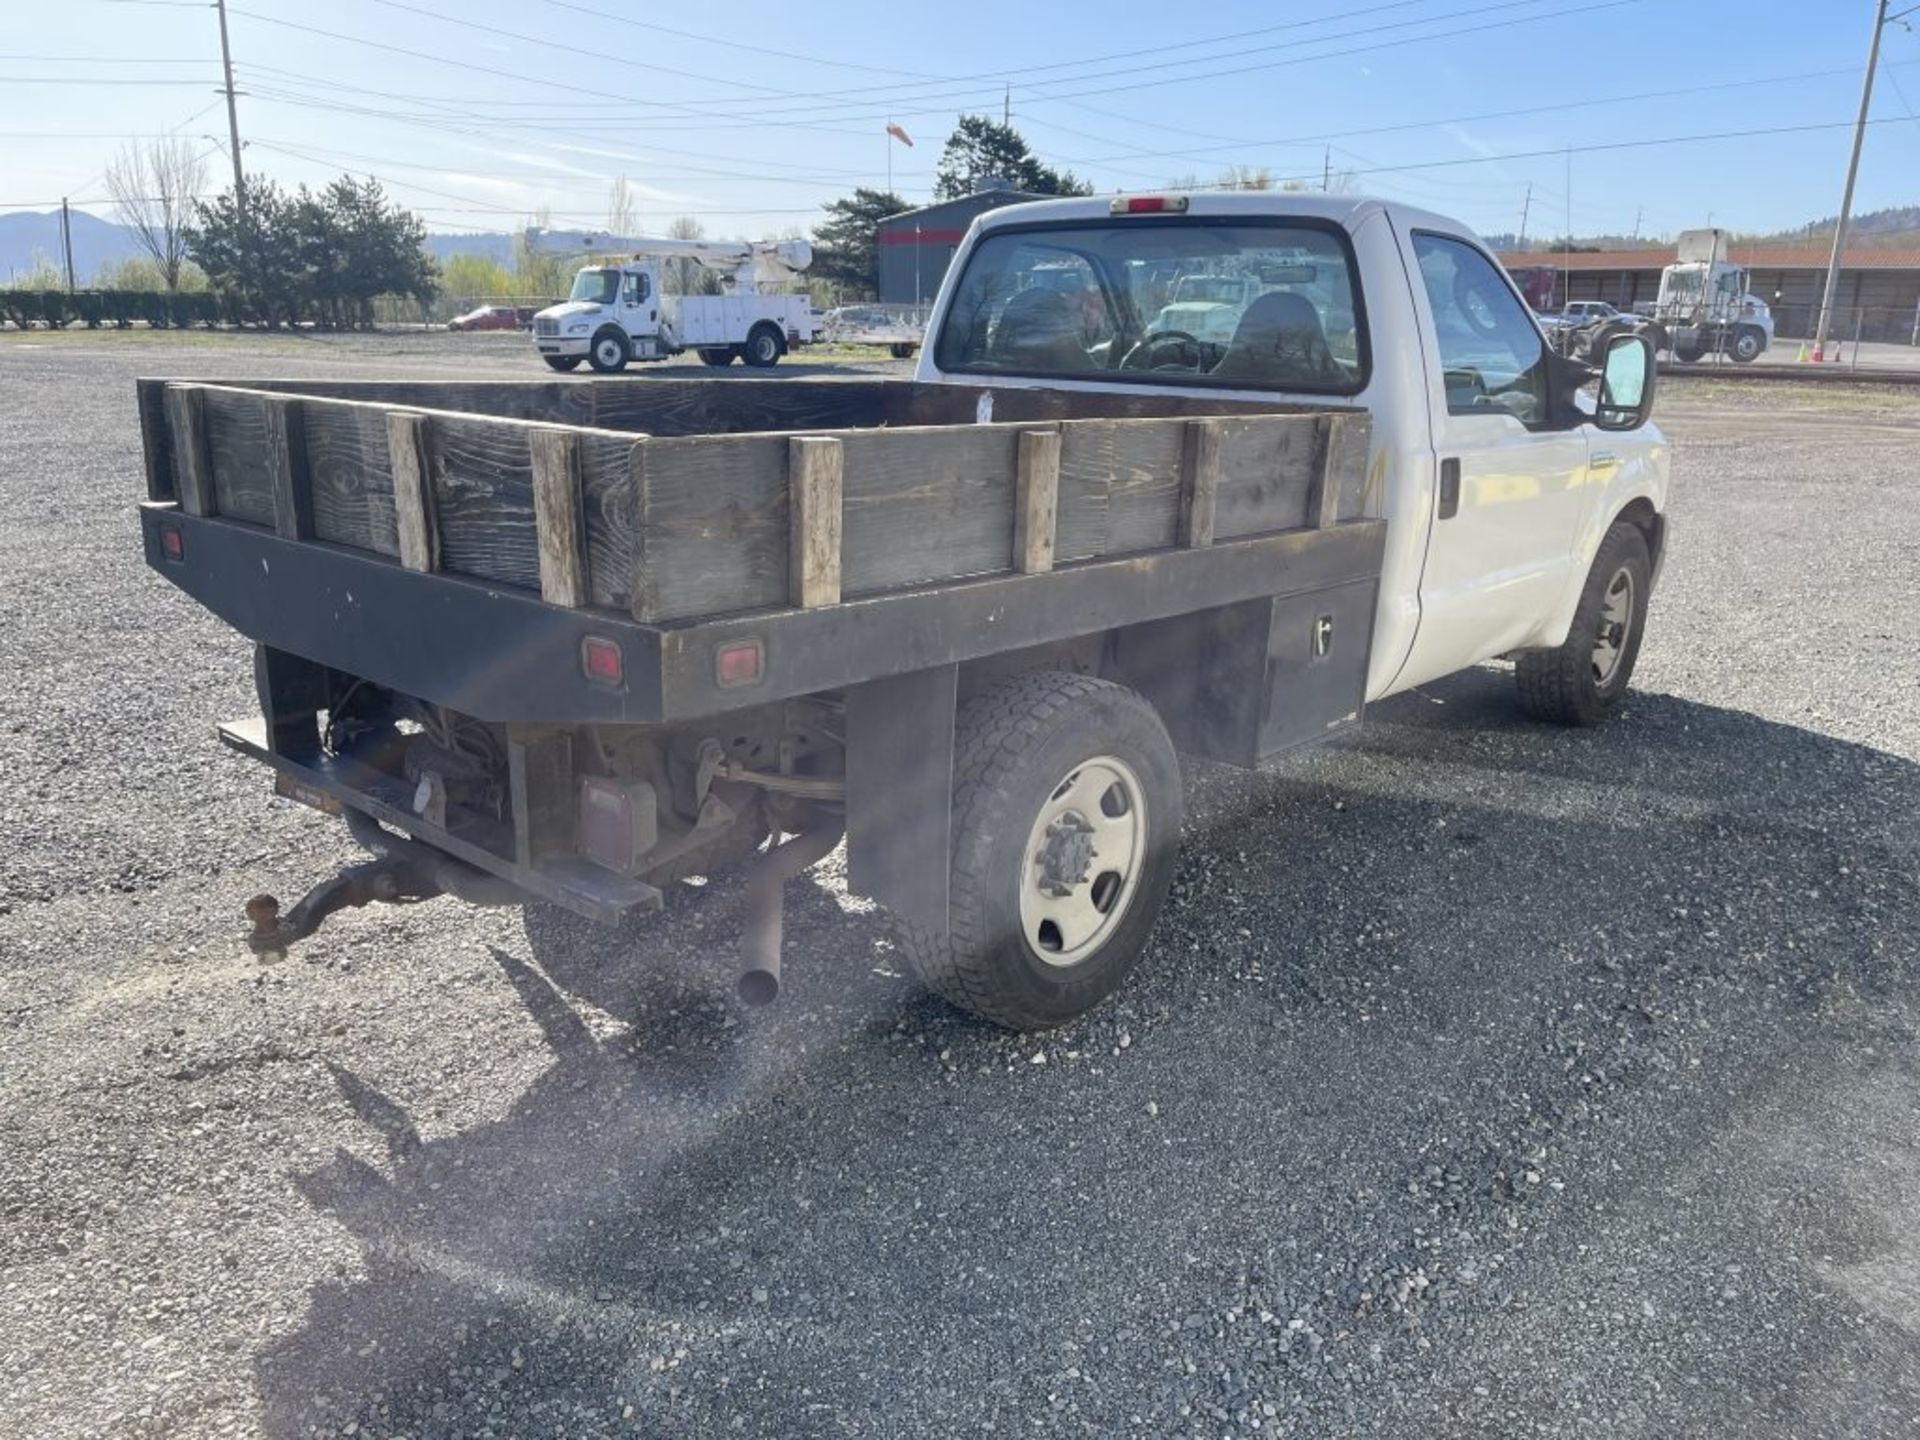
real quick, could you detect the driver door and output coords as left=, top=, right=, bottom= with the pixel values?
left=1394, top=228, right=1591, bottom=690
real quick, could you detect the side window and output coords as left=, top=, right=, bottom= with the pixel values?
left=1412, top=233, right=1548, bottom=425
left=623, top=272, right=651, bottom=305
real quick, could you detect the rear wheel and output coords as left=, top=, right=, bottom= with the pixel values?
left=895, top=671, right=1183, bottom=1031
left=587, top=327, right=629, bottom=374
left=697, top=347, right=734, bottom=367
left=742, top=324, right=783, bottom=368
left=543, top=355, right=582, bottom=372
left=1514, top=522, right=1652, bottom=726
left=888, top=342, right=916, bottom=360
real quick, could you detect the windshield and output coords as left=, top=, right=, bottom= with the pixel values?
left=933, top=219, right=1367, bottom=394
left=568, top=267, right=620, bottom=305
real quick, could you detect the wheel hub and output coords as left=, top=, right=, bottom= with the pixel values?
left=1037, top=816, right=1096, bottom=895
left=1018, top=755, right=1147, bottom=966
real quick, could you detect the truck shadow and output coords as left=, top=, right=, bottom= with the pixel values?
left=253, top=673, right=1920, bottom=1438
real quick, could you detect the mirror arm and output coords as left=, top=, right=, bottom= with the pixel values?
left=1546, top=349, right=1597, bottom=430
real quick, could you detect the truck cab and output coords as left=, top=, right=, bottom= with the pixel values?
left=533, top=263, right=663, bottom=371
left=915, top=191, right=1668, bottom=706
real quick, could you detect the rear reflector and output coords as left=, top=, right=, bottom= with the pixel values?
left=576, top=776, right=659, bottom=873
left=160, top=524, right=184, bottom=561
left=581, top=636, right=623, bottom=688
left=1110, top=195, right=1189, bottom=215
left=714, top=638, right=763, bottom=688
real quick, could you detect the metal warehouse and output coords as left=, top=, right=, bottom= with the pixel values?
left=876, top=186, right=1046, bottom=305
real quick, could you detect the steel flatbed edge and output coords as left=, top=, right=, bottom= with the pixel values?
left=142, top=501, right=1388, bottom=728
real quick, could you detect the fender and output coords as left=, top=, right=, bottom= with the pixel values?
left=1538, top=421, right=1671, bottom=649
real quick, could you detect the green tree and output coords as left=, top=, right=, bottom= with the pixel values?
left=441, top=253, right=515, bottom=299
left=933, top=116, right=1091, bottom=200
left=810, top=187, right=909, bottom=297
left=96, top=255, right=208, bottom=291
left=187, top=172, right=438, bottom=328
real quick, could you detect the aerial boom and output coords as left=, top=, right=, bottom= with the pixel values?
left=525, top=228, right=812, bottom=291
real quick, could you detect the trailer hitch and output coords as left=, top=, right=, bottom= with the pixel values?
left=244, top=809, right=522, bottom=959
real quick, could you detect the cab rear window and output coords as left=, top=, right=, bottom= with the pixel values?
left=933, top=218, right=1368, bottom=395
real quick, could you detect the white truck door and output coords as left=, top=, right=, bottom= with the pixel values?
left=619, top=266, right=657, bottom=342
left=1392, top=228, right=1591, bottom=691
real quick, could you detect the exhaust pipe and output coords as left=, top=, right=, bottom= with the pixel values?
left=736, top=815, right=845, bottom=1006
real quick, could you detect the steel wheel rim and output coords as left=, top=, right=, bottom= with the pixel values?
left=1590, top=564, right=1635, bottom=687
left=595, top=336, right=622, bottom=366
left=753, top=334, right=776, bottom=362
left=1018, top=755, right=1147, bottom=967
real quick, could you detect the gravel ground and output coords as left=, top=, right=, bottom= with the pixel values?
left=2, top=334, right=1917, bottom=1439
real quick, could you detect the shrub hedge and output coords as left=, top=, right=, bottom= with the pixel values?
left=0, top=290, right=223, bottom=330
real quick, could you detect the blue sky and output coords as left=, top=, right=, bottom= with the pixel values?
left=5, top=0, right=1917, bottom=243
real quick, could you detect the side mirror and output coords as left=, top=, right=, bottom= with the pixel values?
left=1594, top=331, right=1655, bottom=431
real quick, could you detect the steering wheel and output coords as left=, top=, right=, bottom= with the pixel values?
left=1120, top=328, right=1205, bottom=372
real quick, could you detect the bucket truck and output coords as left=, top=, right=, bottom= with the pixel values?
left=527, top=230, right=818, bottom=373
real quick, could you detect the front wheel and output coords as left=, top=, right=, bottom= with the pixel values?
left=1730, top=327, right=1764, bottom=363
left=895, top=671, right=1183, bottom=1031
left=1514, top=522, right=1652, bottom=726
left=543, top=355, right=582, bottom=372
left=587, top=328, right=629, bottom=374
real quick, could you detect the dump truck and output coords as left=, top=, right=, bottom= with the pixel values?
left=138, top=192, right=1666, bottom=1031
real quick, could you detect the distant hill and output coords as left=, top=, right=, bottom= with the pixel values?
left=1750, top=204, right=1920, bottom=247
left=1490, top=204, right=1920, bottom=256
left=0, top=210, right=142, bottom=283
left=1, top=211, right=518, bottom=283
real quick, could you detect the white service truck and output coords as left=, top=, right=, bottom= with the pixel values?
left=143, top=191, right=1670, bottom=1033
left=1645, top=227, right=1773, bottom=363
left=529, top=231, right=817, bottom=373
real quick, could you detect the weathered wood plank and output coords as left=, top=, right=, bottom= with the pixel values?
left=837, top=424, right=1026, bottom=596
left=1178, top=418, right=1222, bottom=548
left=136, top=379, right=176, bottom=502
left=788, top=435, right=843, bottom=609
left=1014, top=429, right=1060, bottom=574
left=579, top=432, right=640, bottom=611
left=529, top=427, right=588, bottom=608
left=1054, top=417, right=1188, bottom=561
left=306, top=402, right=399, bottom=556
left=1208, top=415, right=1321, bottom=542
left=387, top=411, right=436, bottom=573
left=429, top=414, right=540, bottom=591
left=1326, top=411, right=1373, bottom=521
left=163, top=384, right=213, bottom=516
left=264, top=395, right=313, bottom=541
left=631, top=434, right=789, bottom=622
left=202, top=388, right=277, bottom=525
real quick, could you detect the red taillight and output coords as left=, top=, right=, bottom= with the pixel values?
left=581, top=636, right=623, bottom=688
left=714, top=638, right=763, bottom=688
left=160, top=524, right=184, bottom=562
left=1110, top=195, right=1189, bottom=215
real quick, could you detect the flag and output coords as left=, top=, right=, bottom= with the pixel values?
left=886, top=123, right=914, bottom=148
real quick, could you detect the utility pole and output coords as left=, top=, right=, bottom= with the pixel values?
left=215, top=0, right=245, bottom=211
left=60, top=197, right=75, bottom=292
left=1003, top=84, right=1011, bottom=128
left=1322, top=147, right=1331, bottom=192
left=1815, top=0, right=1911, bottom=359
left=1632, top=206, right=1643, bottom=241
left=1517, top=182, right=1533, bottom=250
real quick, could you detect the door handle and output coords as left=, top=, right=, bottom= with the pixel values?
left=1438, top=457, right=1461, bottom=519
left=1590, top=450, right=1620, bottom=471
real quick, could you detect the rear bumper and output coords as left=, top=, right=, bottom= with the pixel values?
left=217, top=714, right=662, bottom=922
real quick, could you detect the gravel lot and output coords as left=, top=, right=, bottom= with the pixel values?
left=2, top=333, right=1917, bottom=1439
